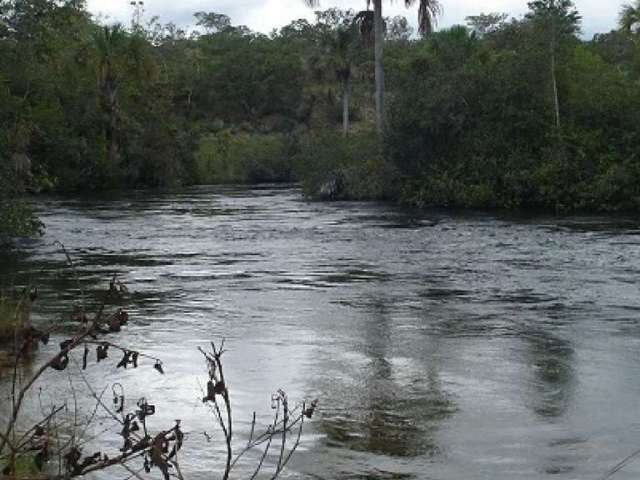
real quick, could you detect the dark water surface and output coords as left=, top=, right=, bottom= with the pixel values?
left=3, top=185, right=640, bottom=479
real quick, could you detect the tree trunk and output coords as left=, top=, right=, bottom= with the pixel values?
left=550, top=44, right=560, bottom=129
left=104, top=84, right=120, bottom=173
left=373, top=0, right=385, bottom=134
left=550, top=8, right=560, bottom=129
left=107, top=109, right=118, bottom=169
left=342, top=77, right=350, bottom=137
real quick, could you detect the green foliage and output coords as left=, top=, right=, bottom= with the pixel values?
left=619, top=0, right=640, bottom=33
left=384, top=7, right=640, bottom=213
left=0, top=157, right=43, bottom=243
left=296, top=130, right=397, bottom=200
left=0, top=199, right=43, bottom=240
left=0, top=3, right=306, bottom=193
left=195, top=131, right=293, bottom=184
left=2, top=1, right=640, bottom=213
left=526, top=0, right=582, bottom=36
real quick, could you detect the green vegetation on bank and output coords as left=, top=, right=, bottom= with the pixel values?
left=0, top=157, right=42, bottom=241
left=3, top=0, right=640, bottom=234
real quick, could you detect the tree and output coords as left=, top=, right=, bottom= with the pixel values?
left=620, top=1, right=640, bottom=33
left=466, top=12, right=508, bottom=37
left=323, top=26, right=358, bottom=135
left=305, top=0, right=443, bottom=134
left=194, top=11, right=232, bottom=34
left=526, top=0, right=581, bottom=129
left=0, top=165, right=43, bottom=243
left=92, top=24, right=128, bottom=175
left=387, top=15, right=414, bottom=41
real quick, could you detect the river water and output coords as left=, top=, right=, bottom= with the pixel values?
left=2, top=185, right=640, bottom=479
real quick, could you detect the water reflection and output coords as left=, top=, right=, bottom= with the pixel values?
left=319, top=295, right=456, bottom=459
left=3, top=186, right=640, bottom=479
left=521, top=327, right=575, bottom=419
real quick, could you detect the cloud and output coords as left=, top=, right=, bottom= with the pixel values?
left=86, top=0, right=626, bottom=37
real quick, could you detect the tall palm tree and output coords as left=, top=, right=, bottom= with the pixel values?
left=620, top=0, right=640, bottom=33
left=93, top=24, right=128, bottom=171
left=527, top=0, right=580, bottom=129
left=323, top=26, right=357, bottom=135
left=305, top=0, right=443, bottom=134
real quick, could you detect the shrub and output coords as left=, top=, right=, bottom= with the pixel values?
left=195, top=130, right=294, bottom=184
left=295, top=130, right=398, bottom=200
left=0, top=158, right=44, bottom=243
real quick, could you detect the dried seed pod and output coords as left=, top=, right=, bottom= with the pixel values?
left=82, top=346, right=89, bottom=370
left=116, top=351, right=130, bottom=369
left=96, top=343, right=109, bottom=362
left=213, top=380, right=226, bottom=395
left=136, top=398, right=156, bottom=420
left=154, top=361, right=164, bottom=374
left=51, top=354, right=69, bottom=371
left=202, top=380, right=215, bottom=403
left=304, top=399, right=319, bottom=418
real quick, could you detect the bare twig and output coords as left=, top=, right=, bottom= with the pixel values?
left=199, top=341, right=316, bottom=480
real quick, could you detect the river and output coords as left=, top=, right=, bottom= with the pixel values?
left=2, top=185, right=640, bottom=479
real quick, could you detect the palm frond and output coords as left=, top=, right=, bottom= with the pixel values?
left=619, top=2, right=640, bottom=32
left=416, top=0, right=443, bottom=36
left=353, top=10, right=375, bottom=46
left=395, top=0, right=443, bottom=36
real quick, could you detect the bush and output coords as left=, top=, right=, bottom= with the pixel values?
left=401, top=173, right=494, bottom=209
left=295, top=130, right=398, bottom=200
left=0, top=200, right=43, bottom=241
left=0, top=159, right=43, bottom=243
left=195, top=130, right=294, bottom=184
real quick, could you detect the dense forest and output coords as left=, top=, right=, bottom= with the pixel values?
left=3, top=0, right=640, bottom=239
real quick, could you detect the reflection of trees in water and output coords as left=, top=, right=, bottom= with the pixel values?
left=319, top=295, right=456, bottom=458
left=521, top=326, right=575, bottom=419
left=516, top=325, right=578, bottom=476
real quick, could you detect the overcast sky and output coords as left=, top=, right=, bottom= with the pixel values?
left=86, top=0, right=627, bottom=38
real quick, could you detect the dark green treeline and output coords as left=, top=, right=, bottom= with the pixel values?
left=3, top=0, right=640, bottom=237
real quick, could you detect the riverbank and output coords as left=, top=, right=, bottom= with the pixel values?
left=4, top=0, right=640, bottom=219
left=295, top=129, right=640, bottom=214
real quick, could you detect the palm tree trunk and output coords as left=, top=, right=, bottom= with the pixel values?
left=550, top=43, right=560, bottom=129
left=342, top=77, right=350, bottom=137
left=107, top=108, right=118, bottom=168
left=550, top=6, right=560, bottom=129
left=373, top=0, right=385, bottom=134
left=104, top=84, right=119, bottom=173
